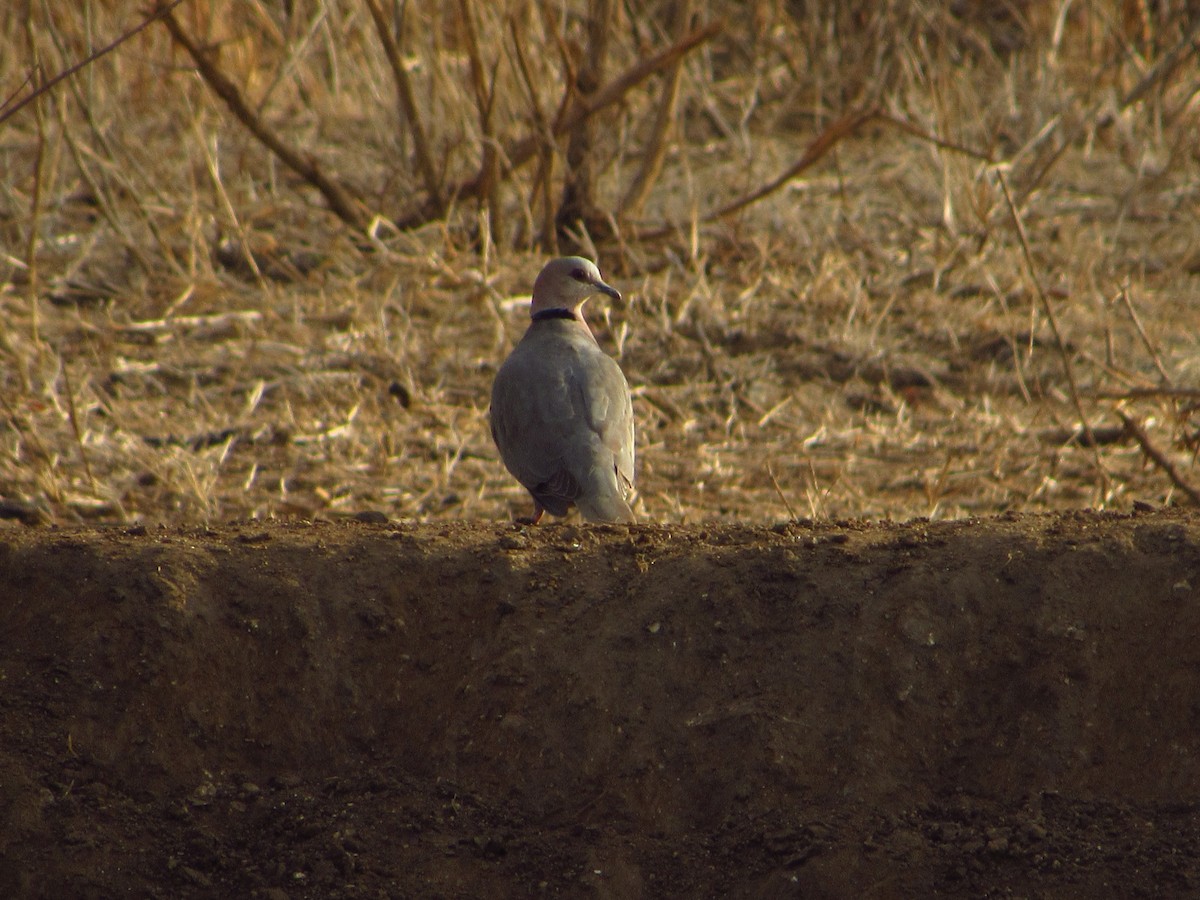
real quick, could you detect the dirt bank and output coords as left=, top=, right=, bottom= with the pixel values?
left=2, top=509, right=1200, bottom=897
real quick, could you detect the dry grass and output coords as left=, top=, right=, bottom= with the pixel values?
left=1, top=0, right=1199, bottom=526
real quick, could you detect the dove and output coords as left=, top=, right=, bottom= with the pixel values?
left=490, top=257, right=636, bottom=524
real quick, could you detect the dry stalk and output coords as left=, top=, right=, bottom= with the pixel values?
left=0, top=0, right=186, bottom=127
left=193, top=119, right=266, bottom=289
left=55, top=99, right=156, bottom=274
left=45, top=27, right=181, bottom=275
left=506, top=18, right=556, bottom=248
left=1015, top=15, right=1200, bottom=208
left=555, top=0, right=614, bottom=249
left=997, top=169, right=1109, bottom=496
left=1116, top=410, right=1200, bottom=506
left=1089, top=388, right=1200, bottom=400
left=804, top=457, right=834, bottom=520
left=875, top=111, right=994, bottom=163
left=416, top=19, right=722, bottom=226
left=1120, top=15, right=1200, bottom=109
left=990, top=275, right=1033, bottom=404
left=1116, top=284, right=1172, bottom=384
left=158, top=3, right=367, bottom=230
left=620, top=0, right=692, bottom=218
left=457, top=0, right=503, bottom=244
left=707, top=108, right=877, bottom=222
left=637, top=107, right=876, bottom=241
left=60, top=362, right=96, bottom=491
left=766, top=461, right=798, bottom=521
left=22, top=38, right=46, bottom=357
left=362, top=0, right=442, bottom=211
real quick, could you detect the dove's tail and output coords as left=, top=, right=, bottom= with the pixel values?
left=576, top=490, right=636, bottom=524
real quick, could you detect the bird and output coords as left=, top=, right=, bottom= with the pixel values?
left=490, top=256, right=636, bottom=524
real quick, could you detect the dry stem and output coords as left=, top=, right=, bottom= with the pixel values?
left=0, top=0, right=186, bottom=127
left=457, top=0, right=503, bottom=244
left=1117, top=411, right=1200, bottom=506
left=620, top=0, right=692, bottom=218
left=158, top=2, right=367, bottom=230
left=425, top=18, right=723, bottom=224
left=997, top=169, right=1109, bottom=498
left=362, top=0, right=443, bottom=214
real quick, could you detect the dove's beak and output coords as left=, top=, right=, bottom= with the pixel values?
left=594, top=279, right=621, bottom=302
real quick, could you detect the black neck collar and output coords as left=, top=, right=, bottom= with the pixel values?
left=531, top=307, right=577, bottom=322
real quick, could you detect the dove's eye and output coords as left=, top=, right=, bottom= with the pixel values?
left=570, top=268, right=588, bottom=282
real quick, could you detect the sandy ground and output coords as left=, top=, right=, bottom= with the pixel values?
left=2, top=508, right=1200, bottom=897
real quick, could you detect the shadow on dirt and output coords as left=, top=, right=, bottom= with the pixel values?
left=2, top=510, right=1199, bottom=897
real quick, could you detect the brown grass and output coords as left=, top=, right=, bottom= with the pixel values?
left=1, top=0, right=1199, bottom=526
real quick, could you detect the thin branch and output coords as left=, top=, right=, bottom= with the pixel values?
left=56, top=98, right=157, bottom=274
left=158, top=2, right=367, bottom=230
left=1120, top=16, right=1200, bottom=109
left=458, top=0, right=502, bottom=242
left=1013, top=16, right=1200, bottom=209
left=767, top=462, right=798, bottom=522
left=44, top=3, right=179, bottom=275
left=702, top=108, right=876, bottom=223
left=22, top=9, right=47, bottom=360
left=402, top=17, right=722, bottom=227
left=60, top=362, right=97, bottom=491
left=620, top=0, right=692, bottom=218
left=1116, top=284, right=1172, bottom=385
left=362, top=0, right=442, bottom=210
left=554, top=0, right=614, bottom=248
left=1088, top=387, right=1200, bottom=400
left=874, top=110, right=995, bottom=163
left=506, top=17, right=556, bottom=248
left=0, top=0, right=187, bottom=127
left=633, top=107, right=876, bottom=241
left=997, top=169, right=1110, bottom=496
left=1117, top=410, right=1200, bottom=506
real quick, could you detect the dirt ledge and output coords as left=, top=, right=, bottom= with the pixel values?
left=2, top=509, right=1200, bottom=897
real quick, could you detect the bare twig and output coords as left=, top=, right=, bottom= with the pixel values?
left=406, top=18, right=722, bottom=227
left=362, top=0, right=442, bottom=211
left=158, top=2, right=367, bottom=229
left=1116, top=284, right=1172, bottom=384
left=60, top=362, right=97, bottom=491
left=1120, top=16, right=1200, bottom=109
left=633, top=107, right=875, bottom=241
left=997, top=169, right=1109, bottom=496
left=620, top=0, right=692, bottom=218
left=874, top=110, right=995, bottom=163
left=767, top=462, right=799, bottom=521
left=43, top=6, right=179, bottom=275
left=115, top=310, right=264, bottom=337
left=704, top=109, right=876, bottom=223
left=1088, top=388, right=1200, bottom=400
left=506, top=17, right=556, bottom=248
left=1013, top=16, right=1200, bottom=210
left=0, top=0, right=186, bottom=127
left=555, top=0, right=615, bottom=249
left=458, top=0, right=502, bottom=243
left=56, top=97, right=157, bottom=274
left=1117, top=410, right=1200, bottom=506
left=22, top=8, right=47, bottom=358
left=194, top=119, right=266, bottom=289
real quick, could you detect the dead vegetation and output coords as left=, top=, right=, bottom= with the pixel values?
left=1, top=0, right=1199, bottom=526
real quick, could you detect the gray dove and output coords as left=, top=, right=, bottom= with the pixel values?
left=490, top=257, right=636, bottom=524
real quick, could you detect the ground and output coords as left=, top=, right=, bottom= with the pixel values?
left=3, top=509, right=1200, bottom=898
left=4, top=5, right=1200, bottom=898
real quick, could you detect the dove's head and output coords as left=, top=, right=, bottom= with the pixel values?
left=530, top=257, right=621, bottom=318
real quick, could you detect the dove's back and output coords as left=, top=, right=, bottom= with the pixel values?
left=490, top=318, right=635, bottom=522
